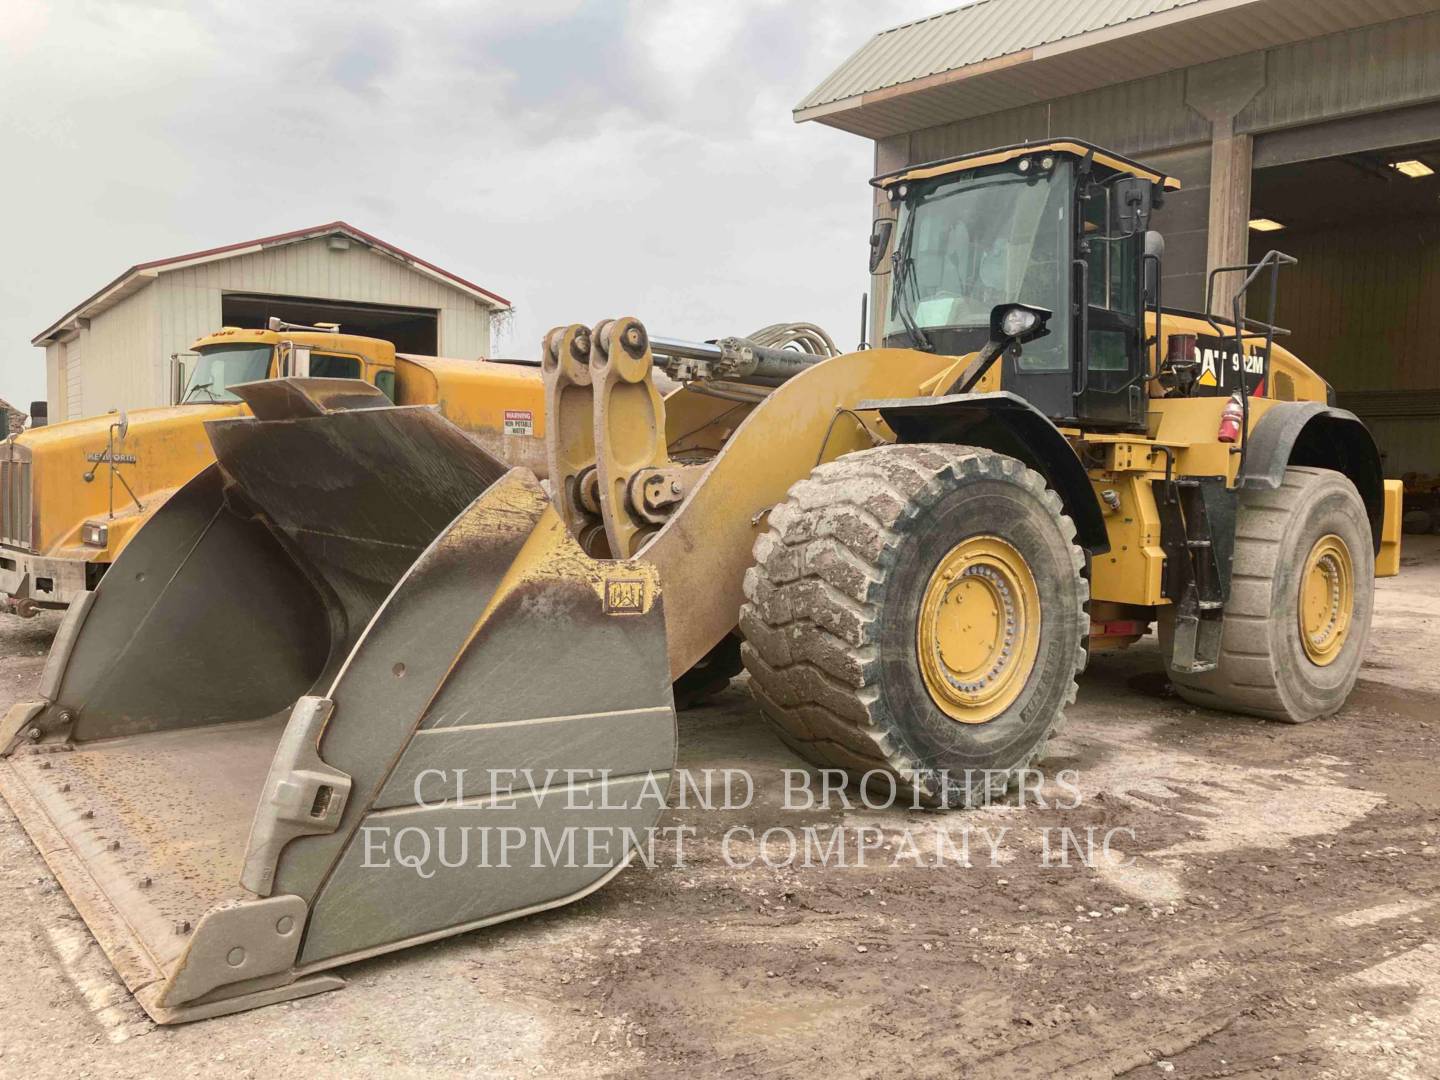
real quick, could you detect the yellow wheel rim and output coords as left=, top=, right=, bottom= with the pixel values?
left=917, top=535, right=1041, bottom=725
left=1299, top=533, right=1354, bottom=666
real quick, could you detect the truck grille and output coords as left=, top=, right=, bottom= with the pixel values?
left=1, top=443, right=33, bottom=550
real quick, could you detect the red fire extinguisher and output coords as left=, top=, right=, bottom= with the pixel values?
left=1218, top=392, right=1244, bottom=444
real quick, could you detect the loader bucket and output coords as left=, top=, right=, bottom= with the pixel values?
left=0, top=380, right=676, bottom=1023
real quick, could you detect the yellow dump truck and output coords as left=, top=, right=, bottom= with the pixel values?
left=0, top=322, right=545, bottom=615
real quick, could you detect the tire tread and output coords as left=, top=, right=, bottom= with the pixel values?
left=740, top=444, right=1088, bottom=806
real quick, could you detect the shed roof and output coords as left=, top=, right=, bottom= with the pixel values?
left=33, top=222, right=511, bottom=347
left=800, top=0, right=1203, bottom=111
left=795, top=0, right=1436, bottom=139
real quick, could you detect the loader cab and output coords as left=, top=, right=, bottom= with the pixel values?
left=877, top=141, right=1175, bottom=432
left=183, top=326, right=399, bottom=404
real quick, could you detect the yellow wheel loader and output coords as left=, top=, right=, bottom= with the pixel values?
left=0, top=141, right=1403, bottom=1022
left=0, top=320, right=546, bottom=616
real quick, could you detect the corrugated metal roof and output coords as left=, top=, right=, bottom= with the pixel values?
left=794, top=0, right=1439, bottom=139
left=32, top=222, right=511, bottom=347
left=797, top=0, right=1209, bottom=112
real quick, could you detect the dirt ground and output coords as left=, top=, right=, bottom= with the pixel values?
left=0, top=538, right=1437, bottom=1079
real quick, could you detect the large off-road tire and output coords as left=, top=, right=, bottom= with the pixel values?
left=1162, top=466, right=1374, bottom=722
left=739, top=444, right=1088, bottom=808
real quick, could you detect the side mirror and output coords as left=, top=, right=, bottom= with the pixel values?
left=170, top=356, right=188, bottom=404
left=989, top=303, right=1052, bottom=347
left=116, top=409, right=129, bottom=442
left=28, top=401, right=47, bottom=428
left=280, top=343, right=311, bottom=378
left=868, top=219, right=895, bottom=274
left=1111, top=178, right=1154, bottom=235
left=1143, top=230, right=1165, bottom=304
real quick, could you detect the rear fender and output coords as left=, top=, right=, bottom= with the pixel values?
left=859, top=391, right=1110, bottom=554
left=1239, top=403, right=1384, bottom=551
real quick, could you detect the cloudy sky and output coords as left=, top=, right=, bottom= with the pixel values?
left=0, top=0, right=945, bottom=411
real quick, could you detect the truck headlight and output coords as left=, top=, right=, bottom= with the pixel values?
left=999, top=307, right=1038, bottom=337
left=81, top=521, right=108, bottom=548
left=989, top=302, right=1053, bottom=345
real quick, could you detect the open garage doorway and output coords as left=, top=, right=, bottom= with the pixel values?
left=1250, top=131, right=1440, bottom=531
left=221, top=294, right=439, bottom=355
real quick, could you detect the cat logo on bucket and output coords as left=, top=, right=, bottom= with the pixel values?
left=603, top=578, right=647, bottom=615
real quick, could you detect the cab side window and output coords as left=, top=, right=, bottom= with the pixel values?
left=1081, top=188, right=1141, bottom=377
left=374, top=370, right=396, bottom=401
left=309, top=353, right=362, bottom=379
left=1083, top=190, right=1140, bottom=318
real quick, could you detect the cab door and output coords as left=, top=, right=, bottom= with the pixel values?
left=1074, top=188, right=1146, bottom=430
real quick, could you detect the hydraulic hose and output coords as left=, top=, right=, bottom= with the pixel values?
left=651, top=322, right=841, bottom=390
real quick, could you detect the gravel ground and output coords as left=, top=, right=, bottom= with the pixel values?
left=0, top=537, right=1437, bottom=1079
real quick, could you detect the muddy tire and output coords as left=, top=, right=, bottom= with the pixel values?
left=1162, top=466, right=1374, bottom=722
left=739, top=444, right=1088, bottom=808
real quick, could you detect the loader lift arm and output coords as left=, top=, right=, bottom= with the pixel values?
left=542, top=318, right=958, bottom=678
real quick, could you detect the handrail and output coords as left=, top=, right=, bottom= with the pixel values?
left=1073, top=257, right=1091, bottom=397
left=1202, top=249, right=1298, bottom=471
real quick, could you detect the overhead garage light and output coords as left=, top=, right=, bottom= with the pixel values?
left=1248, top=217, right=1285, bottom=232
left=1390, top=159, right=1434, bottom=178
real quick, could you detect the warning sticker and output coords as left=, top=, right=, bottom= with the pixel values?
left=503, top=409, right=533, bottom=436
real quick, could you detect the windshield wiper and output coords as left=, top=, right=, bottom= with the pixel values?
left=890, top=214, right=933, bottom=352
left=894, top=260, right=934, bottom=353
left=186, top=380, right=221, bottom=404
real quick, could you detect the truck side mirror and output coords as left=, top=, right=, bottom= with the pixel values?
left=170, top=356, right=188, bottom=404
left=280, top=343, right=312, bottom=378
left=869, top=219, right=895, bottom=274
left=1112, top=178, right=1154, bottom=235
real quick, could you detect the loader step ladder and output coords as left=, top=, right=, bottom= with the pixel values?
left=1156, top=475, right=1235, bottom=674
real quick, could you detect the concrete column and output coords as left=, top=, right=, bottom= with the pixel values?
left=870, top=134, right=910, bottom=345
left=1205, top=116, right=1254, bottom=313
left=1185, top=56, right=1266, bottom=315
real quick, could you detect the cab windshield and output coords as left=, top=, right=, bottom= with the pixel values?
left=888, top=161, right=1071, bottom=369
left=184, top=344, right=273, bottom=403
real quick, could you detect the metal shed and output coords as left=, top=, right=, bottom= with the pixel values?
left=799, top=0, right=1440, bottom=478
left=31, top=222, right=510, bottom=420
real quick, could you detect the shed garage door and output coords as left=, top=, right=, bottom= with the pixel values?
left=1249, top=129, right=1440, bottom=482
left=221, top=294, right=439, bottom=355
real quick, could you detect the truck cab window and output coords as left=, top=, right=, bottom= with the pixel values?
left=183, top=345, right=273, bottom=403
left=310, top=354, right=362, bottom=379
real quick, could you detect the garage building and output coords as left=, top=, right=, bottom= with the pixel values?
left=798, top=0, right=1440, bottom=477
left=31, top=222, right=510, bottom=419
